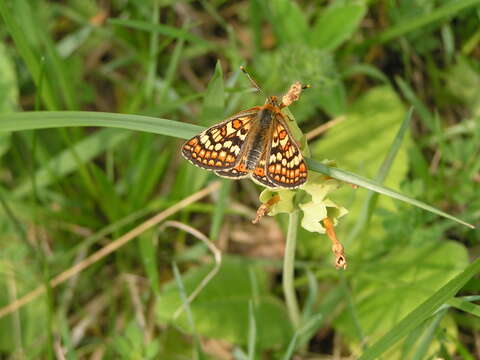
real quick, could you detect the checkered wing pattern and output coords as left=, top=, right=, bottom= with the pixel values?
left=215, top=157, right=250, bottom=179
left=250, top=150, right=278, bottom=188
left=182, top=109, right=259, bottom=171
left=264, top=117, right=308, bottom=188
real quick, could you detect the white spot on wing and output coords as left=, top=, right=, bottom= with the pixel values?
left=231, top=145, right=240, bottom=154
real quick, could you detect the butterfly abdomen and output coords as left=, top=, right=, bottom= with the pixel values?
left=246, top=109, right=273, bottom=170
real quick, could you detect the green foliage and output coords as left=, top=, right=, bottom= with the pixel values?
left=0, top=42, right=16, bottom=157
left=338, top=241, right=469, bottom=356
left=113, top=322, right=160, bottom=359
left=309, top=2, right=367, bottom=51
left=156, top=257, right=292, bottom=350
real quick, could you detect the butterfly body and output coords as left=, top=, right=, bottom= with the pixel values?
left=245, top=105, right=275, bottom=170
left=182, top=87, right=308, bottom=189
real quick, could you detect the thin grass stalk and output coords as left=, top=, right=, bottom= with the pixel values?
left=283, top=211, right=301, bottom=329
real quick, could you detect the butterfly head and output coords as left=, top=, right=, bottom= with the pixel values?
left=266, top=95, right=280, bottom=107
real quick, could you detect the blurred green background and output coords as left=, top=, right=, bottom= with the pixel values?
left=0, top=0, right=479, bottom=359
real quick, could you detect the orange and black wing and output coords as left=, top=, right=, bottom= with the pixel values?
left=215, top=156, right=250, bottom=179
left=264, top=117, right=307, bottom=188
left=250, top=146, right=278, bottom=188
left=182, top=108, right=259, bottom=171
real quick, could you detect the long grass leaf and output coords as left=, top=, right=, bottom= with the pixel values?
left=306, top=159, right=474, bottom=229
left=358, top=257, right=480, bottom=360
left=0, top=111, right=474, bottom=228
left=0, top=111, right=202, bottom=138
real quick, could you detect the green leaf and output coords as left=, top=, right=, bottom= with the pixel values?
left=357, top=253, right=480, bottom=360
left=345, top=108, right=413, bottom=245
left=337, top=241, right=469, bottom=342
left=312, top=84, right=408, bottom=239
left=156, top=257, right=292, bottom=349
left=309, top=3, right=366, bottom=51
left=157, top=327, right=196, bottom=360
left=312, top=86, right=408, bottom=187
left=308, top=87, right=474, bottom=232
left=267, top=0, right=308, bottom=44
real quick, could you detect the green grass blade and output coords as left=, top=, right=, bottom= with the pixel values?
left=448, top=297, right=480, bottom=317
left=306, top=159, right=474, bottom=229
left=281, top=333, right=298, bottom=360
left=358, top=257, right=480, bottom=360
left=139, top=232, right=161, bottom=296
left=108, top=18, right=212, bottom=48
left=0, top=111, right=202, bottom=138
left=346, top=108, right=413, bottom=245
left=0, top=111, right=474, bottom=228
left=172, top=262, right=206, bottom=360
left=411, top=309, right=447, bottom=360
left=283, top=313, right=324, bottom=359
left=157, top=27, right=185, bottom=103
left=209, top=179, right=230, bottom=241
left=395, top=77, right=434, bottom=130
left=0, top=1, right=59, bottom=110
left=367, top=0, right=480, bottom=45
left=12, top=128, right=131, bottom=198
left=144, top=1, right=160, bottom=101
left=247, top=301, right=257, bottom=360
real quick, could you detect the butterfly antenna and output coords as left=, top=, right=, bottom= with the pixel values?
left=240, top=66, right=265, bottom=95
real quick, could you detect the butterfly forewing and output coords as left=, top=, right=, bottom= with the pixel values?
left=264, top=116, right=308, bottom=188
left=182, top=109, right=259, bottom=170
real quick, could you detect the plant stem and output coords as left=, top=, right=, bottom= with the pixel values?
left=283, top=211, right=301, bottom=329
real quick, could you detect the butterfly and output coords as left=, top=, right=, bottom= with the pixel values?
left=182, top=67, right=308, bottom=189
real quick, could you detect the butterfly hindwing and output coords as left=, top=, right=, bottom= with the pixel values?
left=265, top=117, right=307, bottom=188
left=182, top=108, right=259, bottom=170
left=215, top=157, right=250, bottom=179
left=250, top=146, right=278, bottom=188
